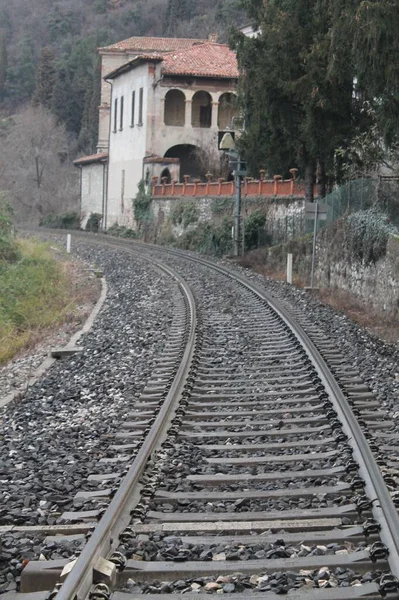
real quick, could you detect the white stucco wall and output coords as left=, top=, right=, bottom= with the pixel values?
left=98, top=51, right=146, bottom=151
left=80, top=162, right=106, bottom=229
left=107, top=63, right=150, bottom=227
left=105, top=59, right=238, bottom=228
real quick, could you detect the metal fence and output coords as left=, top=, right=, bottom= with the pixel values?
left=261, top=178, right=378, bottom=247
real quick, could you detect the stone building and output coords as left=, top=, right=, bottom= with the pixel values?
left=74, top=36, right=238, bottom=229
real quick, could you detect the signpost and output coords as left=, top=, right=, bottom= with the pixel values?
left=305, top=201, right=328, bottom=289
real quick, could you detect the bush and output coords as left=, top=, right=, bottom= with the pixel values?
left=40, top=211, right=81, bottom=230
left=175, top=217, right=233, bottom=255
left=170, top=201, right=199, bottom=228
left=0, top=197, right=20, bottom=263
left=86, top=213, right=103, bottom=232
left=244, top=210, right=267, bottom=251
left=107, top=223, right=138, bottom=238
left=347, top=208, right=394, bottom=264
left=133, top=180, right=152, bottom=231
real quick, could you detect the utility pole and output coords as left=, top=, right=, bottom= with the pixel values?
left=219, top=132, right=246, bottom=257
left=233, top=155, right=242, bottom=257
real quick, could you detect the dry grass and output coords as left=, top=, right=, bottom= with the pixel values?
left=236, top=252, right=398, bottom=345
left=0, top=239, right=101, bottom=363
left=319, top=287, right=399, bottom=345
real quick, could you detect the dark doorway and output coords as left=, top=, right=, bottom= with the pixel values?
left=160, top=168, right=171, bottom=183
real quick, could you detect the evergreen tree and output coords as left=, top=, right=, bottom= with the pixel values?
left=78, top=58, right=101, bottom=153
left=52, top=65, right=80, bottom=134
left=348, top=0, right=398, bottom=146
left=164, top=0, right=190, bottom=35
left=32, top=48, right=56, bottom=109
left=232, top=0, right=356, bottom=199
left=0, top=32, right=8, bottom=101
left=6, top=37, right=36, bottom=103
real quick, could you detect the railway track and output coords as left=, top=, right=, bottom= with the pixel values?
left=4, top=233, right=399, bottom=600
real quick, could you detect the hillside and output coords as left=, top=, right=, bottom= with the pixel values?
left=0, top=0, right=244, bottom=151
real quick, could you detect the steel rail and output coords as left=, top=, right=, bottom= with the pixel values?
left=145, top=244, right=399, bottom=578
left=28, top=230, right=399, bottom=590
left=55, top=251, right=197, bottom=600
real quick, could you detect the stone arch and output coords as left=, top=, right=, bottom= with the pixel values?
left=160, top=167, right=171, bottom=183
left=218, top=93, right=238, bottom=130
left=164, top=89, right=185, bottom=126
left=165, top=144, right=204, bottom=181
left=191, top=91, right=212, bottom=128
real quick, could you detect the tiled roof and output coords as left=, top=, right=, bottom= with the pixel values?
left=99, top=36, right=206, bottom=54
left=105, top=55, right=163, bottom=79
left=73, top=152, right=108, bottom=166
left=162, top=43, right=238, bottom=79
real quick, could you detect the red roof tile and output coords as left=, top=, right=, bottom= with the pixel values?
left=162, top=43, right=238, bottom=79
left=73, top=152, right=108, bottom=166
left=99, top=36, right=206, bottom=54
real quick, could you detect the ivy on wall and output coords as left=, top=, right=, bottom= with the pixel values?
left=133, top=180, right=153, bottom=232
left=170, top=201, right=199, bottom=228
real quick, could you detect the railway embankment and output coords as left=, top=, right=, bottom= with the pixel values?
left=1, top=234, right=398, bottom=600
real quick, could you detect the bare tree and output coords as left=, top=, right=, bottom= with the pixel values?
left=0, top=105, right=78, bottom=223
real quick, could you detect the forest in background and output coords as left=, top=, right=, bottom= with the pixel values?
left=0, top=0, right=244, bottom=153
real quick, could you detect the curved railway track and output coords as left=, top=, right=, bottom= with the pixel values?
left=7, top=232, right=399, bottom=600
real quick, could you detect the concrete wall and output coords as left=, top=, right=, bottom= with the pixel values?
left=80, top=163, right=106, bottom=229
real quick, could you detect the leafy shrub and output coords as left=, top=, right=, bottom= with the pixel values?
left=347, top=208, right=394, bottom=264
left=40, top=211, right=81, bottom=230
left=170, top=201, right=199, bottom=228
left=0, top=197, right=20, bottom=263
left=86, top=213, right=103, bottom=232
left=133, top=180, right=153, bottom=231
left=174, top=217, right=233, bottom=255
left=244, top=209, right=267, bottom=251
left=107, top=223, right=138, bottom=238
left=211, top=197, right=233, bottom=216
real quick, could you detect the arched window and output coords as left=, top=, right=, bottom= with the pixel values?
left=164, top=89, right=186, bottom=126
left=218, top=93, right=238, bottom=130
left=192, top=91, right=212, bottom=128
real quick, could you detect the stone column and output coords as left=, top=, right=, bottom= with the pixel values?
left=185, top=100, right=192, bottom=127
left=211, top=101, right=219, bottom=129
left=161, top=97, right=165, bottom=125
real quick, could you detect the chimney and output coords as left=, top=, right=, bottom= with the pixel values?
left=208, top=33, right=218, bottom=43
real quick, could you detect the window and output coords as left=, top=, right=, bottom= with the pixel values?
left=138, top=87, right=143, bottom=126
left=131, top=91, right=135, bottom=127
left=119, top=96, right=124, bottom=130
left=113, top=98, right=118, bottom=133
left=114, top=98, right=118, bottom=132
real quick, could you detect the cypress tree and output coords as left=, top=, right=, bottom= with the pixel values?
left=232, top=0, right=356, bottom=199
left=32, top=48, right=56, bottom=109
left=6, top=37, right=36, bottom=103
left=78, top=58, right=101, bottom=153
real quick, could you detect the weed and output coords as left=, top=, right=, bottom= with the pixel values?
left=0, top=239, right=72, bottom=363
